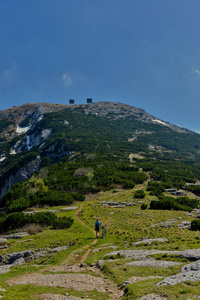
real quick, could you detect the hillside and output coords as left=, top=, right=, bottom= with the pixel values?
left=1, top=101, right=200, bottom=199
left=0, top=102, right=200, bottom=299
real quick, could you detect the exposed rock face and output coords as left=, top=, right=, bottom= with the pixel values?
left=0, top=103, right=69, bottom=142
left=181, top=260, right=200, bottom=272
left=156, top=270, right=200, bottom=286
left=132, top=238, right=168, bottom=246
left=0, top=157, right=40, bottom=199
left=139, top=295, right=168, bottom=300
left=25, top=128, right=53, bottom=150
left=126, top=260, right=181, bottom=268
left=0, top=246, right=69, bottom=271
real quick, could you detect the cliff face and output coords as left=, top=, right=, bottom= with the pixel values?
left=0, top=103, right=70, bottom=143
left=0, top=158, right=41, bottom=199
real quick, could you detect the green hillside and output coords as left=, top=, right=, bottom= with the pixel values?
left=0, top=102, right=200, bottom=299
left=1, top=102, right=200, bottom=196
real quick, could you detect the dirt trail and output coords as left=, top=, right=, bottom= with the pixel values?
left=75, top=204, right=98, bottom=263
left=7, top=203, right=124, bottom=299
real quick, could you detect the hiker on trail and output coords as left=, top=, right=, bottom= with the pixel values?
left=102, top=226, right=106, bottom=239
left=95, top=219, right=101, bottom=238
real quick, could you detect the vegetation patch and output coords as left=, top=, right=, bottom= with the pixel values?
left=0, top=212, right=73, bottom=234
left=150, top=196, right=199, bottom=212
left=191, top=219, right=200, bottom=231
left=104, top=253, right=126, bottom=260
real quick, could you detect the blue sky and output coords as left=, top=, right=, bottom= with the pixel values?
left=1, top=1, right=200, bottom=132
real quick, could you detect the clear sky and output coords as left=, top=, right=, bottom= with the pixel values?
left=1, top=0, right=200, bottom=132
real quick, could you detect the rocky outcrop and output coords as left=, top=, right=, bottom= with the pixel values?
left=0, top=103, right=69, bottom=142
left=132, top=238, right=168, bottom=246
left=25, top=128, right=53, bottom=150
left=41, top=139, right=71, bottom=159
left=126, top=260, right=181, bottom=268
left=104, top=248, right=200, bottom=286
left=100, top=201, right=136, bottom=207
left=0, top=157, right=41, bottom=199
left=0, top=246, right=69, bottom=274
left=156, top=270, right=200, bottom=286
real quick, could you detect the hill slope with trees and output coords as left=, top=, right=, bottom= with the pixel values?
left=0, top=102, right=200, bottom=298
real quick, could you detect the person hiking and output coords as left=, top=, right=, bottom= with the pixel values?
left=102, top=226, right=106, bottom=238
left=95, top=219, right=101, bottom=238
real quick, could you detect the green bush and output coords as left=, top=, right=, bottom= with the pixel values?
left=70, top=193, right=86, bottom=201
left=7, top=197, right=30, bottom=213
left=122, top=181, right=135, bottom=189
left=191, top=219, right=200, bottom=231
left=52, top=217, right=74, bottom=229
left=150, top=198, right=193, bottom=212
left=29, top=212, right=57, bottom=226
left=0, top=212, right=73, bottom=234
left=3, top=190, right=75, bottom=213
left=0, top=212, right=28, bottom=233
left=134, top=190, right=145, bottom=199
left=141, top=203, right=148, bottom=210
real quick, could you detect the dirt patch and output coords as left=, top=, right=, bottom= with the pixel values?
left=8, top=272, right=123, bottom=298
left=129, top=153, right=145, bottom=161
left=45, top=263, right=101, bottom=276
left=8, top=265, right=124, bottom=298
left=8, top=273, right=106, bottom=292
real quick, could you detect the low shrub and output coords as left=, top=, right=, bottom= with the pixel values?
left=70, top=193, right=86, bottom=201
left=29, top=212, right=57, bottom=226
left=191, top=219, right=200, bottom=231
left=0, top=212, right=28, bottom=233
left=52, top=217, right=74, bottom=229
left=134, top=190, right=145, bottom=199
left=122, top=181, right=135, bottom=189
left=150, top=197, right=193, bottom=212
left=141, top=203, right=148, bottom=210
left=4, top=191, right=75, bottom=213
left=0, top=212, right=74, bottom=234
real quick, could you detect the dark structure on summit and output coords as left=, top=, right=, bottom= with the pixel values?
left=69, top=99, right=75, bottom=104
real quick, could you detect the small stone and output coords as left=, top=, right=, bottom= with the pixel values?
left=61, top=206, right=78, bottom=211
left=0, top=239, right=7, bottom=243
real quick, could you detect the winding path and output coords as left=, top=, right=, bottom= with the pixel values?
left=7, top=203, right=124, bottom=299
left=74, top=204, right=98, bottom=263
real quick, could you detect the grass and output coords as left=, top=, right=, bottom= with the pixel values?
left=124, top=280, right=200, bottom=300
left=0, top=187, right=200, bottom=299
left=101, top=262, right=183, bottom=285
left=1, top=284, right=109, bottom=300
left=81, top=189, right=197, bottom=251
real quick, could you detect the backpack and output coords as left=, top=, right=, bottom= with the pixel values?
left=95, top=222, right=100, bottom=230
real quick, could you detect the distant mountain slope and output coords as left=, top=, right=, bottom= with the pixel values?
left=0, top=101, right=200, bottom=198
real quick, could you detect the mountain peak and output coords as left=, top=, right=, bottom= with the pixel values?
left=0, top=102, right=192, bottom=144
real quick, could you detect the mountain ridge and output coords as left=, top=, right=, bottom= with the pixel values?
left=0, top=101, right=193, bottom=144
left=0, top=101, right=200, bottom=199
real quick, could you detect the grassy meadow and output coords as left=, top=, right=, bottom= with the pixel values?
left=0, top=187, right=200, bottom=299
